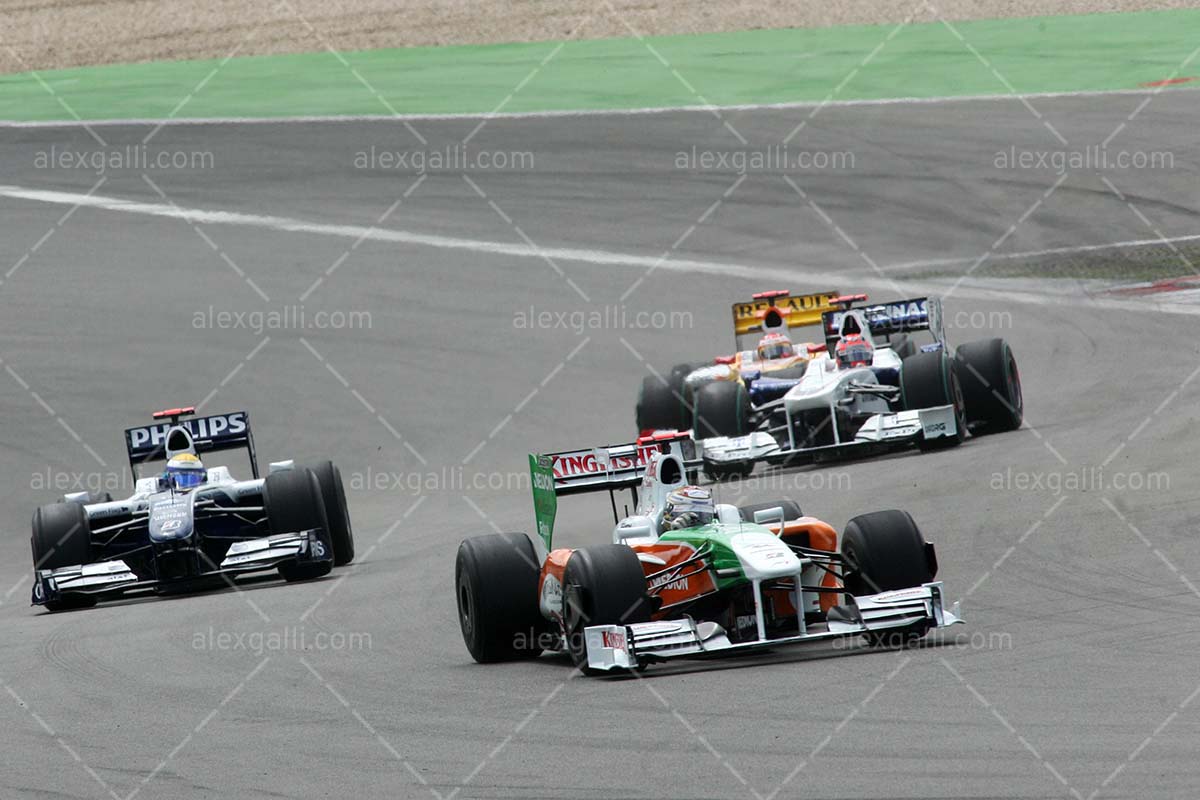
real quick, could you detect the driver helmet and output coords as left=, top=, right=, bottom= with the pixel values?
left=662, top=486, right=715, bottom=530
left=757, top=332, right=795, bottom=361
left=836, top=333, right=874, bottom=369
left=164, top=453, right=206, bottom=491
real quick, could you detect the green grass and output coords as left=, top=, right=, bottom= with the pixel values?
left=0, top=8, right=1197, bottom=121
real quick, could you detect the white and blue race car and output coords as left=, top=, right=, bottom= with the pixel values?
left=30, top=407, right=354, bottom=611
left=689, top=294, right=1024, bottom=476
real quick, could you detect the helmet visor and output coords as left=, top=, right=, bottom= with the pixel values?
left=760, top=342, right=794, bottom=360
left=169, top=468, right=205, bottom=490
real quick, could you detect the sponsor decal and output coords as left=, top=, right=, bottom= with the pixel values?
left=601, top=630, right=627, bottom=651
left=551, top=445, right=658, bottom=479
left=540, top=574, right=563, bottom=614
left=128, top=412, right=248, bottom=451
left=825, top=299, right=929, bottom=336
left=649, top=565, right=692, bottom=593
left=733, top=292, right=839, bottom=321
left=873, top=587, right=928, bottom=602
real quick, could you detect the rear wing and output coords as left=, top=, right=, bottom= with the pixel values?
left=529, top=434, right=695, bottom=556
left=822, top=297, right=945, bottom=350
left=731, top=290, right=841, bottom=347
left=125, top=409, right=259, bottom=478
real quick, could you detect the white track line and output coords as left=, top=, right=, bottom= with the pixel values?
left=2, top=183, right=1198, bottom=316
left=882, top=233, right=1200, bottom=271
left=1, top=86, right=1195, bottom=128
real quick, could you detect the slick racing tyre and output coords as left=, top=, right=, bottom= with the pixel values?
left=637, top=374, right=680, bottom=433
left=32, top=502, right=96, bottom=612
left=900, top=350, right=965, bottom=450
left=841, top=510, right=936, bottom=647
left=737, top=499, right=804, bottom=523
left=954, top=338, right=1023, bottom=433
left=307, top=460, right=355, bottom=566
left=841, top=510, right=933, bottom=596
left=693, top=381, right=750, bottom=439
left=668, top=362, right=700, bottom=430
left=32, top=501, right=92, bottom=571
left=265, top=467, right=334, bottom=582
left=455, top=533, right=548, bottom=663
left=563, top=545, right=653, bottom=673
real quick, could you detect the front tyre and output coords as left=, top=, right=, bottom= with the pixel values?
left=636, top=374, right=680, bottom=433
left=32, top=503, right=98, bottom=612
left=455, top=533, right=547, bottom=663
left=307, top=460, right=355, bottom=566
left=840, top=510, right=933, bottom=596
left=693, top=381, right=750, bottom=439
left=900, top=350, right=965, bottom=450
left=265, top=467, right=334, bottom=582
left=841, top=510, right=936, bottom=646
left=955, top=338, right=1023, bottom=433
left=562, top=545, right=653, bottom=673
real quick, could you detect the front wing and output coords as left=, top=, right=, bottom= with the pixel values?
left=32, top=528, right=330, bottom=606
left=698, top=405, right=958, bottom=469
left=584, top=582, right=962, bottom=671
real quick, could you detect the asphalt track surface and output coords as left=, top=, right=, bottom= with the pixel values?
left=1, top=91, right=1199, bottom=799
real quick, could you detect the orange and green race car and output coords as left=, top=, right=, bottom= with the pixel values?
left=454, top=433, right=961, bottom=674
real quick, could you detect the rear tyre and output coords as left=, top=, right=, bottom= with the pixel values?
left=737, top=499, right=803, bottom=523
left=693, top=381, right=750, bottom=439
left=900, top=350, right=965, bottom=450
left=455, top=533, right=548, bottom=663
left=563, top=545, right=653, bottom=672
left=307, top=461, right=355, bottom=566
left=954, top=338, right=1023, bottom=433
left=265, top=468, right=334, bottom=582
left=32, top=502, right=97, bottom=612
left=889, top=334, right=916, bottom=360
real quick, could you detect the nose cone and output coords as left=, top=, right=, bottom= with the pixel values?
left=730, top=531, right=803, bottom=580
left=149, top=496, right=194, bottom=542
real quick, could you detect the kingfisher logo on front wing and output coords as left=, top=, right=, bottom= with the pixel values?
left=601, top=630, right=627, bottom=651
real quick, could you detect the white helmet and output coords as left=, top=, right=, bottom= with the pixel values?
left=662, top=486, right=715, bottom=530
